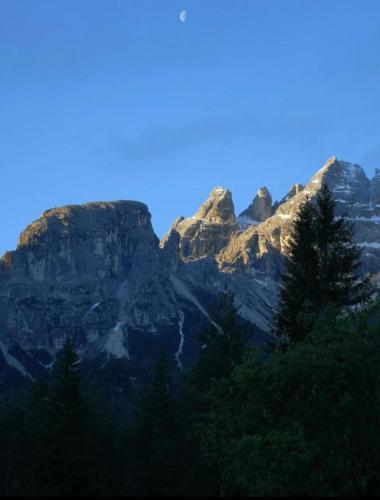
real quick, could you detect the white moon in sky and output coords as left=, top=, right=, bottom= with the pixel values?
left=179, top=10, right=188, bottom=23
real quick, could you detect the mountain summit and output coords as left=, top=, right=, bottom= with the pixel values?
left=162, top=187, right=239, bottom=261
left=1, top=157, right=379, bottom=382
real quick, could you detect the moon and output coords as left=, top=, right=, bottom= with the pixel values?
left=179, top=10, right=188, bottom=23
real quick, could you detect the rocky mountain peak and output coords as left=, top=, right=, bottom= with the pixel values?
left=238, top=186, right=273, bottom=229
left=281, top=183, right=304, bottom=204
left=162, top=188, right=239, bottom=262
left=193, top=187, right=236, bottom=224
left=305, top=157, right=371, bottom=214
left=308, top=156, right=364, bottom=187
left=218, top=157, right=380, bottom=280
left=257, top=186, right=271, bottom=198
left=2, top=156, right=380, bottom=383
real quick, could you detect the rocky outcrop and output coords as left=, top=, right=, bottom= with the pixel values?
left=0, top=202, right=174, bottom=364
left=280, top=183, right=304, bottom=204
left=1, top=156, right=380, bottom=382
left=162, top=187, right=240, bottom=261
left=217, top=157, right=380, bottom=277
left=371, top=169, right=380, bottom=207
left=238, top=187, right=273, bottom=228
left=11, top=201, right=159, bottom=283
left=0, top=196, right=273, bottom=381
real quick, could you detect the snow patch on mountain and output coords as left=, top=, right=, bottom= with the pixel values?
left=175, top=311, right=185, bottom=370
left=0, top=340, right=32, bottom=379
left=358, top=242, right=380, bottom=249
left=104, top=322, right=130, bottom=359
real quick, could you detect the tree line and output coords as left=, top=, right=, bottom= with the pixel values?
left=1, top=184, right=380, bottom=497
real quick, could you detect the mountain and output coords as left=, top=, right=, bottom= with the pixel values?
left=0, top=156, right=379, bottom=383
left=218, top=157, right=380, bottom=276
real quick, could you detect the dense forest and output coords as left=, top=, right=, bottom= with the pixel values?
left=1, top=185, right=380, bottom=497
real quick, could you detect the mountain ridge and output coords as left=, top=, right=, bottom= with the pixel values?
left=1, top=156, right=379, bottom=382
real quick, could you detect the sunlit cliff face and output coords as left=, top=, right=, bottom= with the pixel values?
left=1, top=157, right=380, bottom=379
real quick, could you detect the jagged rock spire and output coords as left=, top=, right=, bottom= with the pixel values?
left=161, top=187, right=239, bottom=261
left=218, top=157, right=380, bottom=280
left=193, top=187, right=236, bottom=224
left=239, top=186, right=273, bottom=225
left=281, top=183, right=304, bottom=204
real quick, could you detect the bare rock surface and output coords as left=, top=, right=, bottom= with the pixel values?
left=238, top=186, right=273, bottom=228
left=162, top=187, right=240, bottom=261
left=1, top=157, right=380, bottom=380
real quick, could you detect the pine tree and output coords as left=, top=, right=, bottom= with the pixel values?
left=315, top=183, right=369, bottom=310
left=36, top=338, right=91, bottom=496
left=24, top=379, right=50, bottom=495
left=276, top=199, right=320, bottom=342
left=86, top=400, right=125, bottom=497
left=127, top=355, right=185, bottom=496
left=200, top=307, right=380, bottom=496
left=192, top=288, right=250, bottom=393
left=188, top=289, right=251, bottom=496
left=0, top=402, right=29, bottom=496
left=276, top=184, right=370, bottom=342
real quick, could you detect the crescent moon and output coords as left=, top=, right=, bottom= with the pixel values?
left=179, top=10, right=188, bottom=23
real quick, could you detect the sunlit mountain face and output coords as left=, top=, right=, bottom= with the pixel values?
left=0, top=157, right=379, bottom=387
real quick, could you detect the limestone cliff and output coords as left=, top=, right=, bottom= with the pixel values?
left=162, top=187, right=240, bottom=261
left=217, top=157, right=380, bottom=277
left=238, top=186, right=273, bottom=228
left=1, top=156, right=380, bottom=382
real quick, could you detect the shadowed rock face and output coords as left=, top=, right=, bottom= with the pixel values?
left=217, top=157, right=380, bottom=277
left=1, top=156, right=380, bottom=381
left=0, top=202, right=176, bottom=368
left=0, top=195, right=274, bottom=381
left=11, top=201, right=159, bottom=282
left=371, top=169, right=380, bottom=206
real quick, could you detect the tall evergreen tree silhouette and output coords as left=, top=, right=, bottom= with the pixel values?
left=127, top=355, right=185, bottom=496
left=188, top=289, right=250, bottom=496
left=315, top=183, right=369, bottom=309
left=36, top=338, right=90, bottom=496
left=276, top=184, right=370, bottom=342
left=276, top=199, right=320, bottom=342
left=192, top=288, right=249, bottom=393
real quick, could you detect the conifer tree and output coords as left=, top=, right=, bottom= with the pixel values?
left=25, top=379, right=50, bottom=495
left=276, top=200, right=320, bottom=342
left=36, top=338, right=90, bottom=496
left=200, top=307, right=380, bottom=496
left=127, top=355, right=185, bottom=496
left=188, top=289, right=251, bottom=496
left=192, top=288, right=250, bottom=393
left=276, top=184, right=370, bottom=342
left=315, top=183, right=369, bottom=309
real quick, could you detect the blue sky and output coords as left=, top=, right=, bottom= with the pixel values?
left=1, top=0, right=380, bottom=255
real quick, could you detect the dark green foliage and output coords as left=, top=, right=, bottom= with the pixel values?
left=191, top=289, right=250, bottom=393
left=188, top=289, right=251, bottom=496
left=126, top=355, right=187, bottom=496
left=0, top=403, right=30, bottom=496
left=35, top=338, right=91, bottom=496
left=276, top=199, right=320, bottom=341
left=200, top=307, right=380, bottom=496
left=26, top=340, right=124, bottom=496
left=277, top=184, right=370, bottom=342
left=86, top=401, right=125, bottom=497
left=315, top=184, right=369, bottom=309
left=24, top=379, right=50, bottom=494
left=1, top=280, right=379, bottom=497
